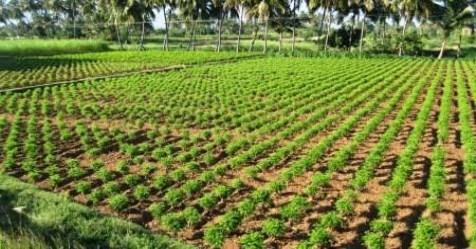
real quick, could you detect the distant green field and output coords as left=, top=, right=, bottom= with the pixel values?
left=0, top=40, right=109, bottom=57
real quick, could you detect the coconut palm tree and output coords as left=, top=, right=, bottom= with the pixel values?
left=178, top=0, right=213, bottom=51
left=155, top=0, right=175, bottom=51
left=434, top=0, right=475, bottom=59
left=223, top=0, right=244, bottom=52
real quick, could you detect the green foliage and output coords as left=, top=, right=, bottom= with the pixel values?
left=262, top=218, right=286, bottom=237
left=108, top=194, right=129, bottom=211
left=133, top=184, right=151, bottom=201
left=240, top=232, right=265, bottom=249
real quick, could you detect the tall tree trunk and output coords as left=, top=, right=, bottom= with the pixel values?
left=125, top=21, right=131, bottom=46
left=359, top=11, right=366, bottom=53
left=317, top=1, right=330, bottom=50
left=324, top=8, right=332, bottom=53
left=279, top=32, right=283, bottom=52
left=291, top=0, right=297, bottom=54
left=263, top=18, right=269, bottom=53
left=249, top=18, right=257, bottom=52
left=72, top=0, right=76, bottom=38
left=140, top=15, right=146, bottom=51
left=192, top=21, right=197, bottom=51
left=115, top=23, right=123, bottom=50
left=236, top=5, right=243, bottom=53
left=457, top=26, right=463, bottom=58
left=438, top=38, right=446, bottom=59
left=349, top=14, right=355, bottom=51
left=398, top=14, right=409, bottom=56
left=216, top=7, right=224, bottom=52
left=381, top=15, right=386, bottom=47
left=188, top=20, right=196, bottom=51
left=163, top=6, right=169, bottom=51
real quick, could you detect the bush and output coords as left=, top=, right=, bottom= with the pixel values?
left=262, top=218, right=286, bottom=237
left=183, top=207, right=201, bottom=226
left=133, top=184, right=151, bottom=201
left=116, top=160, right=129, bottom=174
left=240, top=232, right=265, bottom=249
left=75, top=181, right=92, bottom=194
left=204, top=225, right=226, bottom=248
left=96, top=168, right=114, bottom=182
left=149, top=202, right=168, bottom=218
left=160, top=213, right=186, bottom=233
left=170, top=169, right=186, bottom=182
left=164, top=189, right=184, bottom=206
left=89, top=189, right=105, bottom=204
left=108, top=194, right=129, bottom=211
left=153, top=175, right=170, bottom=190
left=280, top=196, right=309, bottom=221
left=103, top=181, right=121, bottom=196
left=124, top=174, right=141, bottom=186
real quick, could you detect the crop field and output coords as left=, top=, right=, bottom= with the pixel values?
left=2, top=56, right=476, bottom=248
left=0, top=51, right=258, bottom=90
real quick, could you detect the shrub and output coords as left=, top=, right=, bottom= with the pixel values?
left=262, top=218, right=286, bottom=237
left=182, top=179, right=202, bottom=196
left=140, top=164, right=157, bottom=176
left=108, top=194, right=129, bottom=211
left=67, top=167, right=87, bottom=180
left=90, top=160, right=105, bottom=171
left=124, top=174, right=141, bottom=186
left=164, top=189, right=184, bottom=206
left=240, top=232, right=265, bottom=249
left=48, top=174, right=61, bottom=187
left=75, top=181, right=92, bottom=194
left=89, top=189, right=105, bottom=204
left=280, top=196, right=309, bottom=221
left=183, top=207, right=201, bottom=226
left=103, top=181, right=121, bottom=196
left=204, top=225, right=226, bottom=248
left=116, top=160, right=129, bottom=174
left=133, top=184, right=151, bottom=201
left=149, top=202, right=168, bottom=218
left=96, top=168, right=114, bottom=182
left=160, top=213, right=186, bottom=233
left=170, top=169, right=186, bottom=182
left=153, top=175, right=170, bottom=190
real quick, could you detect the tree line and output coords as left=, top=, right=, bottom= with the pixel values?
left=0, top=0, right=475, bottom=57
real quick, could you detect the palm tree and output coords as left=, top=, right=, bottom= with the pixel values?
left=6, top=0, right=25, bottom=38
left=155, top=0, right=175, bottom=51
left=0, top=0, right=10, bottom=25
left=125, top=0, right=155, bottom=50
left=223, top=0, right=244, bottom=52
left=178, top=0, right=213, bottom=51
left=306, top=0, right=331, bottom=50
left=434, top=1, right=475, bottom=59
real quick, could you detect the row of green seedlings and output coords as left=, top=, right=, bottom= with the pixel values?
left=298, top=60, right=439, bottom=248
left=240, top=59, right=416, bottom=178
left=144, top=59, right=408, bottom=231
left=39, top=65, right=317, bottom=128
left=360, top=61, right=441, bottom=249
left=200, top=60, right=419, bottom=248
left=410, top=61, right=453, bottom=248
left=39, top=59, right=389, bottom=131
left=188, top=58, right=410, bottom=212
left=63, top=57, right=372, bottom=133
left=236, top=59, right=430, bottom=248
left=1, top=51, right=253, bottom=89
left=0, top=59, right=119, bottom=88
left=457, top=61, right=476, bottom=246
left=183, top=58, right=414, bottom=223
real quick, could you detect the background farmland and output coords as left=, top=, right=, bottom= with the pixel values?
left=0, top=49, right=476, bottom=249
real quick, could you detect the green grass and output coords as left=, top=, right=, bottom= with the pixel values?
left=0, top=173, right=194, bottom=249
left=0, top=39, right=110, bottom=57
